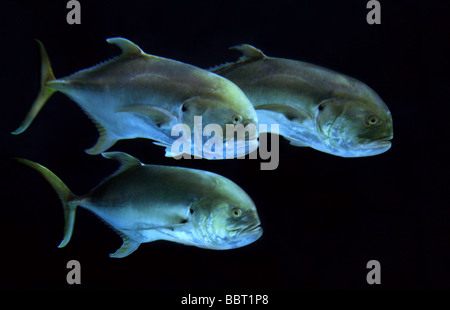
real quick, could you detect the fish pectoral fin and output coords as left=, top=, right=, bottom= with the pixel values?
left=110, top=236, right=140, bottom=258
left=255, top=103, right=311, bottom=123
left=118, top=105, right=177, bottom=128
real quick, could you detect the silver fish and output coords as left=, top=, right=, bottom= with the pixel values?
left=212, top=45, right=393, bottom=157
left=12, top=38, right=258, bottom=159
left=15, top=152, right=262, bottom=257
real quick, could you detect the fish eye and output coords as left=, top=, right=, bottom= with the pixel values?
left=232, top=115, right=243, bottom=125
left=366, top=115, right=380, bottom=126
left=318, top=104, right=324, bottom=112
left=231, top=208, right=242, bottom=217
left=189, top=207, right=194, bottom=214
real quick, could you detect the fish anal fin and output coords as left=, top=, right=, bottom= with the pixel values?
left=256, top=103, right=311, bottom=123
left=106, top=37, right=143, bottom=58
left=118, top=105, right=177, bottom=128
left=85, top=122, right=117, bottom=155
left=110, top=236, right=140, bottom=258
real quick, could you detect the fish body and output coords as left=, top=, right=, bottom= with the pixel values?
left=13, top=38, right=258, bottom=159
left=212, top=45, right=393, bottom=157
left=15, top=152, right=262, bottom=257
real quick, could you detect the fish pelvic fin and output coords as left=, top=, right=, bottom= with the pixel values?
left=287, top=138, right=308, bottom=147
left=109, top=236, right=140, bottom=258
left=13, top=158, right=79, bottom=248
left=12, top=40, right=57, bottom=135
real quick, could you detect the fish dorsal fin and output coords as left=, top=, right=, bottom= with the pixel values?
left=101, top=152, right=142, bottom=174
left=209, top=44, right=266, bottom=72
left=106, top=37, right=143, bottom=58
left=230, top=44, right=266, bottom=62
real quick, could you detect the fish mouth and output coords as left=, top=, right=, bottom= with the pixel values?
left=225, top=223, right=263, bottom=248
left=365, top=136, right=393, bottom=149
left=353, top=136, right=392, bottom=156
left=240, top=223, right=263, bottom=236
left=229, top=222, right=262, bottom=236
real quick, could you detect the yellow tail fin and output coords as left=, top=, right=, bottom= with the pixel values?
left=12, top=40, right=57, bottom=135
left=13, top=158, right=78, bottom=248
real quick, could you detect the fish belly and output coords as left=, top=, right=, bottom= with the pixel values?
left=80, top=199, right=197, bottom=245
left=64, top=89, right=176, bottom=145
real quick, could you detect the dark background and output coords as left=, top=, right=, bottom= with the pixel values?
left=1, top=0, right=449, bottom=296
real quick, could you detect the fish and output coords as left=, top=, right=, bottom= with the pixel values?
left=14, top=152, right=263, bottom=257
left=211, top=45, right=393, bottom=157
left=12, top=38, right=259, bottom=159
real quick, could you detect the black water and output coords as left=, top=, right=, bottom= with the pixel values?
left=1, top=0, right=449, bottom=300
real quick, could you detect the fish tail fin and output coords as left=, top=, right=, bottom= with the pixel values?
left=11, top=40, right=57, bottom=135
left=13, top=158, right=78, bottom=248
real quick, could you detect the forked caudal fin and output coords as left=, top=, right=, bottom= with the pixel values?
left=13, top=158, right=78, bottom=249
left=11, top=40, right=57, bottom=135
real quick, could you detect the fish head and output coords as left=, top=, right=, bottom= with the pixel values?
left=190, top=198, right=263, bottom=250
left=180, top=78, right=259, bottom=157
left=315, top=96, right=393, bottom=157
